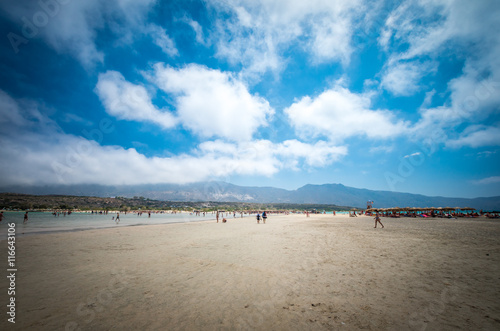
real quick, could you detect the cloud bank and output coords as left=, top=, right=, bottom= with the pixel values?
left=0, top=89, right=346, bottom=186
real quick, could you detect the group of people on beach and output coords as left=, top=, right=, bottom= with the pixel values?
left=214, top=210, right=269, bottom=224
left=256, top=211, right=267, bottom=224
left=0, top=211, right=28, bottom=223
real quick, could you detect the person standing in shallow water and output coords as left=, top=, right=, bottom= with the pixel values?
left=24, top=211, right=28, bottom=223
left=374, top=212, right=384, bottom=228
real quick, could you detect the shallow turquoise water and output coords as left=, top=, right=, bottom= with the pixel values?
left=0, top=211, right=237, bottom=238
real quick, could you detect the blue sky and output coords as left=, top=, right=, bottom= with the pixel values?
left=0, top=0, right=499, bottom=198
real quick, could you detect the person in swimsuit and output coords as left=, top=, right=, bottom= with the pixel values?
left=256, top=213, right=261, bottom=224
left=374, top=212, right=384, bottom=228
left=262, top=211, right=267, bottom=224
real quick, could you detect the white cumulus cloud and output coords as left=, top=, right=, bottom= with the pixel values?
left=381, top=0, right=500, bottom=146
left=95, top=71, right=178, bottom=129
left=206, top=0, right=362, bottom=79
left=151, top=63, right=274, bottom=141
left=0, top=90, right=345, bottom=186
left=147, top=24, right=179, bottom=57
left=381, top=61, right=436, bottom=96
left=1, top=0, right=166, bottom=68
left=446, top=125, right=500, bottom=149
left=285, top=84, right=409, bottom=142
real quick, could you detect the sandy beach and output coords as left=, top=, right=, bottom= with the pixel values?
left=1, top=214, right=499, bottom=330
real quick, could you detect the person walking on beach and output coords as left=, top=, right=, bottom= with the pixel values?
left=256, top=213, right=261, bottom=224
left=374, top=212, right=384, bottom=228
left=216, top=211, right=219, bottom=223
left=262, top=211, right=267, bottom=224
left=24, top=211, right=28, bottom=223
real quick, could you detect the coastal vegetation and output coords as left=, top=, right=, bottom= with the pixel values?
left=0, top=193, right=353, bottom=212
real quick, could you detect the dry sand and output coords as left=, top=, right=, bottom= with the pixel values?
left=1, top=214, right=499, bottom=330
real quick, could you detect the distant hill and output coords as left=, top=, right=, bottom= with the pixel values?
left=289, top=184, right=500, bottom=210
left=0, top=182, right=499, bottom=210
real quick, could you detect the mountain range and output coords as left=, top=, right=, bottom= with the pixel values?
left=1, top=182, right=499, bottom=210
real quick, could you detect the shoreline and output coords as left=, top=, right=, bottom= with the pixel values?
left=0, top=211, right=256, bottom=240
left=1, top=213, right=498, bottom=239
left=0, top=217, right=220, bottom=240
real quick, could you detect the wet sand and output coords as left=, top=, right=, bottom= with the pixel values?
left=1, top=214, right=499, bottom=330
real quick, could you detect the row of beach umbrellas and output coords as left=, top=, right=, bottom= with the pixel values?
left=367, top=207, right=476, bottom=212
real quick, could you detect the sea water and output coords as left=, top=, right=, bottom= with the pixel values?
left=0, top=211, right=230, bottom=238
